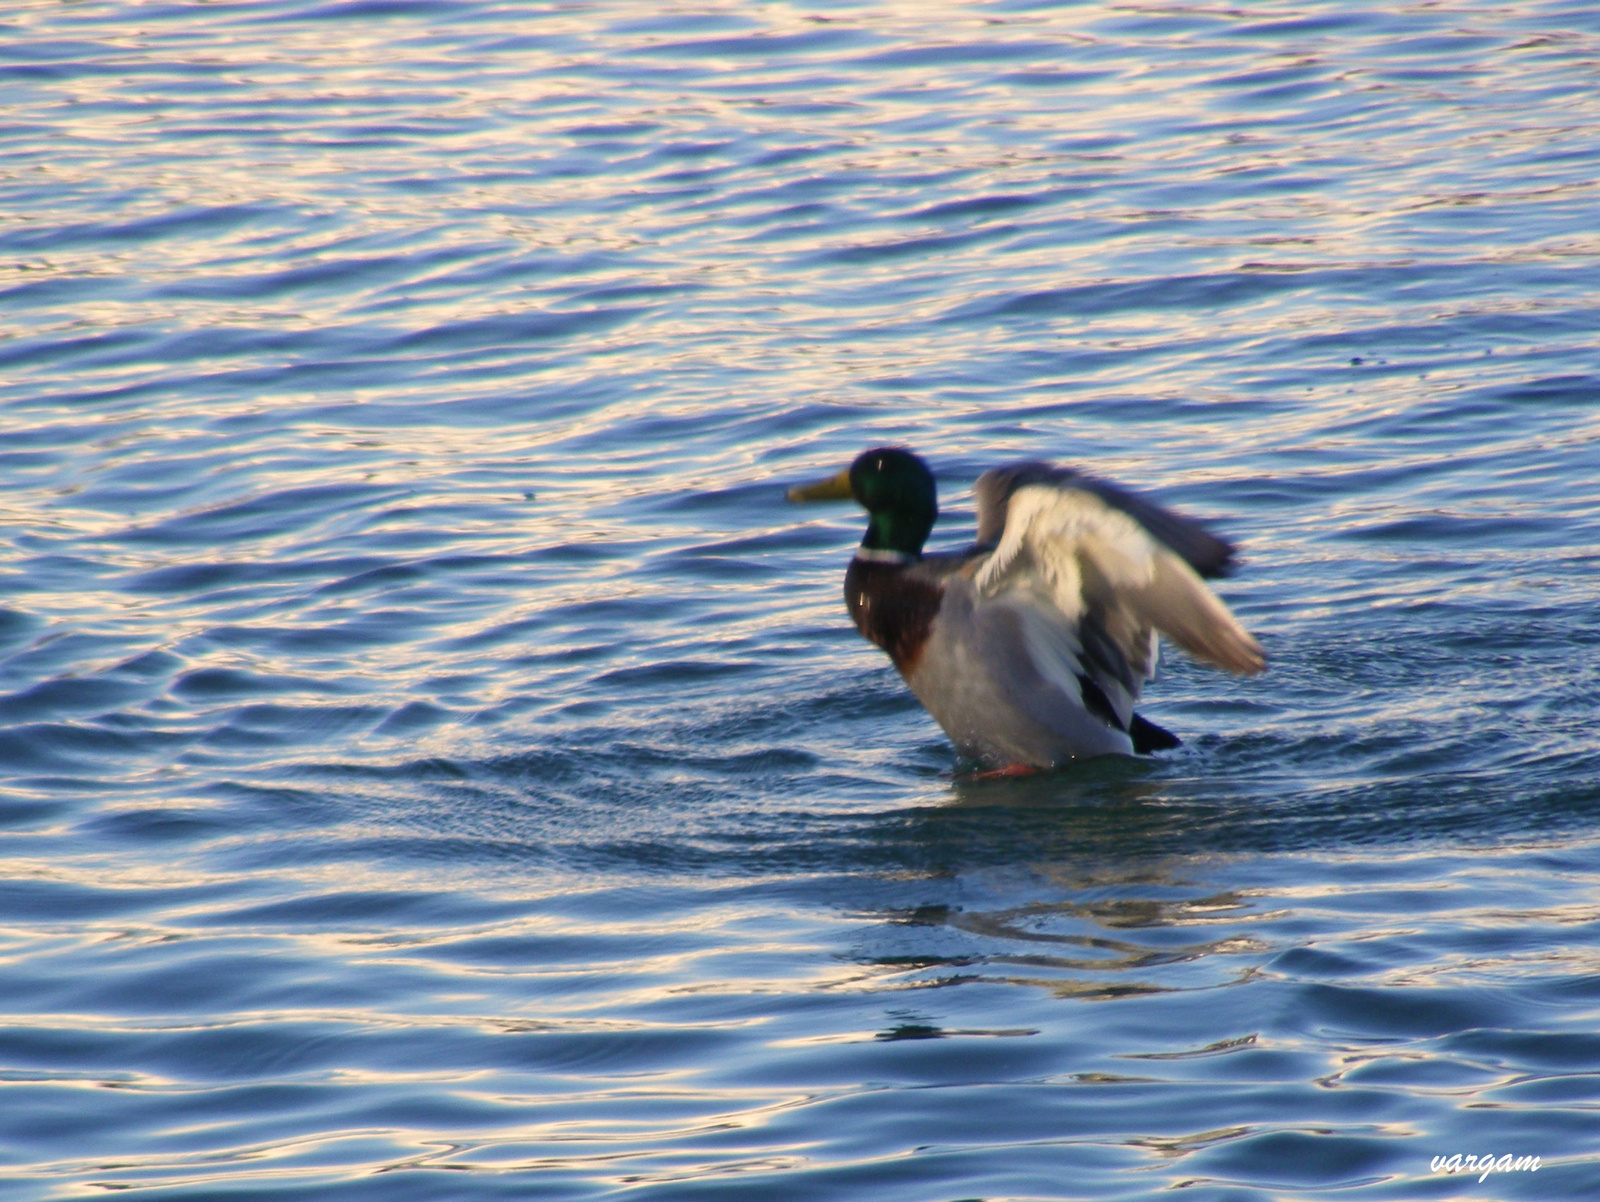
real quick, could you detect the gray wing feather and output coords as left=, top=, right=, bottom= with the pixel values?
left=912, top=579, right=1135, bottom=762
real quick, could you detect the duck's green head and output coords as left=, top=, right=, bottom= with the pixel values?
left=787, top=446, right=938, bottom=556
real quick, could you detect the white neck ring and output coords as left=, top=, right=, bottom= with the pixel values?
left=853, top=547, right=914, bottom=564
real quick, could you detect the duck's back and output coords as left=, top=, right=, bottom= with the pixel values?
left=906, top=566, right=1137, bottom=765
left=847, top=547, right=1136, bottom=766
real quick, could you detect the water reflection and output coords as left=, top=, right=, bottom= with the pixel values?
left=6, top=0, right=1600, bottom=1196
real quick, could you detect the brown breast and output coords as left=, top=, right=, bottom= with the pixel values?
left=844, top=558, right=943, bottom=677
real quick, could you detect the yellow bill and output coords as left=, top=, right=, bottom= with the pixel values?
left=786, top=467, right=854, bottom=503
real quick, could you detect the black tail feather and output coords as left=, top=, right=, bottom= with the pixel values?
left=1129, top=713, right=1181, bottom=754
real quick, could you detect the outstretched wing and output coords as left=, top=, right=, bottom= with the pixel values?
left=974, top=462, right=1237, bottom=578
left=972, top=481, right=1265, bottom=725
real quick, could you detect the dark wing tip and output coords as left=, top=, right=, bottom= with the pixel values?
left=1191, top=533, right=1239, bottom=579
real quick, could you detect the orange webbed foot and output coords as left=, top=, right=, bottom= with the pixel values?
left=966, top=762, right=1043, bottom=781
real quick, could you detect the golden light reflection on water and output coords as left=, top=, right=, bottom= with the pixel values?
left=17, top=0, right=1592, bottom=433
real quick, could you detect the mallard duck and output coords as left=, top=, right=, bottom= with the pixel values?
left=788, top=447, right=1265, bottom=770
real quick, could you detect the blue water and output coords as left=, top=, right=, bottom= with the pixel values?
left=4, top=1, right=1600, bottom=1197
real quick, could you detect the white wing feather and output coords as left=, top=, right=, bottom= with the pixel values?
left=973, top=484, right=1265, bottom=676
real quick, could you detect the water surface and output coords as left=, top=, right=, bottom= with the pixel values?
left=4, top=0, right=1600, bottom=1197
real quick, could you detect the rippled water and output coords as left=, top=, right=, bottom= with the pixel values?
left=4, top=0, right=1600, bottom=1197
